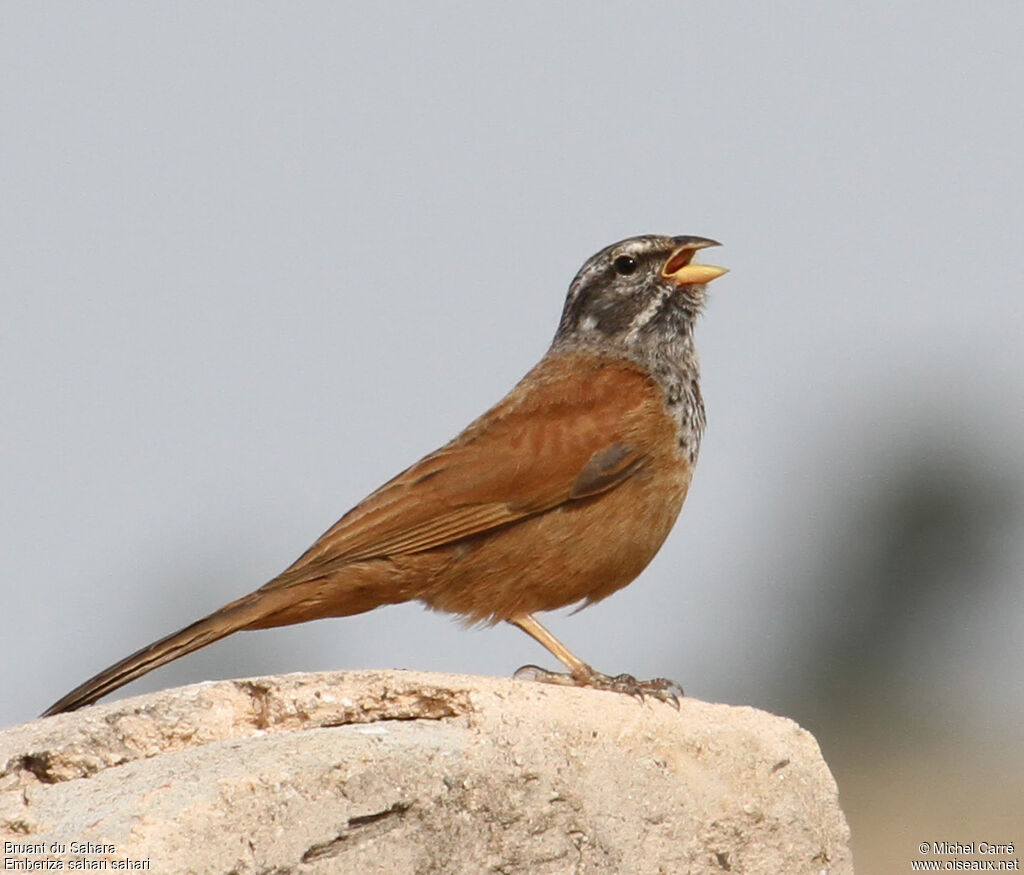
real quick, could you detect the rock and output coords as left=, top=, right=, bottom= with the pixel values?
left=0, top=670, right=852, bottom=873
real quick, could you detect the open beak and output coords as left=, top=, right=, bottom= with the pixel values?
left=661, top=237, right=728, bottom=286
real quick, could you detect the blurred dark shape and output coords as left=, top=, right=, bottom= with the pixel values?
left=782, top=443, right=1019, bottom=742
left=769, top=435, right=1024, bottom=874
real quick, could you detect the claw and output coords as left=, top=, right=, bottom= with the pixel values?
left=513, top=663, right=684, bottom=706
left=513, top=664, right=580, bottom=687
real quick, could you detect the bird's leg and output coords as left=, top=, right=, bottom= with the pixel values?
left=509, top=613, right=684, bottom=705
left=510, top=613, right=592, bottom=681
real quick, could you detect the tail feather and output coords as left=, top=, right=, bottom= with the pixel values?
left=41, top=594, right=266, bottom=716
left=42, top=559, right=420, bottom=716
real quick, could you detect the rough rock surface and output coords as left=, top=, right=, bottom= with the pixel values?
left=0, top=670, right=852, bottom=873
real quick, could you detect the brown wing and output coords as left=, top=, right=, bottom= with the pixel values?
left=265, top=353, right=658, bottom=588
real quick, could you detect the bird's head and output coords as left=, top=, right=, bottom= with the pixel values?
left=553, top=235, right=727, bottom=353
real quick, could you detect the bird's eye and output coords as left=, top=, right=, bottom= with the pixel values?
left=613, top=255, right=638, bottom=276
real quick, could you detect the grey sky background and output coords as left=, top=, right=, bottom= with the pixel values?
left=3, top=5, right=1022, bottom=852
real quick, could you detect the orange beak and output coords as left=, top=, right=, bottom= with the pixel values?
left=661, top=237, right=728, bottom=285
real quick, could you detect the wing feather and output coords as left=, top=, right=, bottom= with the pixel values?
left=265, top=354, right=657, bottom=590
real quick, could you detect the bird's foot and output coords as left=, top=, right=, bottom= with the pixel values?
left=513, top=663, right=684, bottom=707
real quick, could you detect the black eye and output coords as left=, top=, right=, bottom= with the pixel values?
left=613, top=255, right=638, bottom=276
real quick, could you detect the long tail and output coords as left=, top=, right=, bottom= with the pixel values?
left=42, top=591, right=277, bottom=716
left=43, top=554, right=420, bottom=716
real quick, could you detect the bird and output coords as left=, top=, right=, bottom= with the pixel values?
left=42, top=234, right=727, bottom=716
